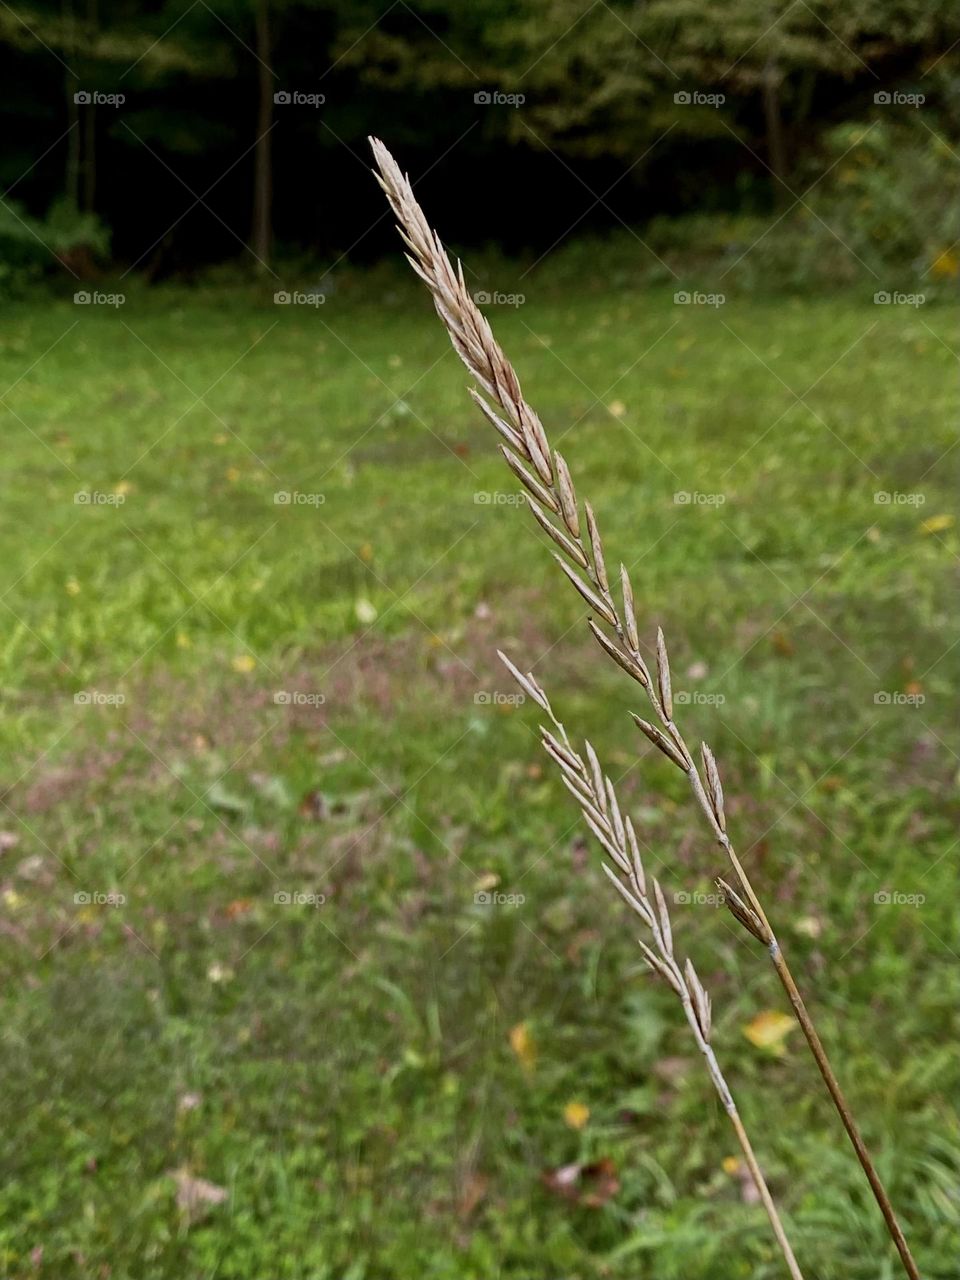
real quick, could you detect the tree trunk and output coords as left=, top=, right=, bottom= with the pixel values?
left=762, top=58, right=787, bottom=205
left=83, top=0, right=97, bottom=211
left=64, top=0, right=80, bottom=206
left=251, top=0, right=273, bottom=271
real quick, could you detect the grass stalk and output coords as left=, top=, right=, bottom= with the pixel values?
left=503, top=655, right=805, bottom=1279
left=368, top=136, right=919, bottom=1279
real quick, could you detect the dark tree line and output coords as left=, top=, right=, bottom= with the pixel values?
left=0, top=0, right=956, bottom=276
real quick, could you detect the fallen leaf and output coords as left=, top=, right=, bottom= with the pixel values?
left=794, top=915, right=822, bottom=939
left=298, top=789, right=328, bottom=820
left=563, top=1101, right=590, bottom=1130
left=231, top=654, right=256, bottom=673
left=456, top=1171, right=489, bottom=1221
left=607, top=399, right=626, bottom=418
left=931, top=248, right=959, bottom=279
left=509, top=1021, right=537, bottom=1074
left=743, top=1010, right=796, bottom=1056
left=225, top=899, right=253, bottom=919
left=920, top=514, right=954, bottom=534
left=542, top=1157, right=619, bottom=1207
left=771, top=629, right=794, bottom=657
left=652, top=1056, right=694, bottom=1085
left=170, top=1168, right=228, bottom=1221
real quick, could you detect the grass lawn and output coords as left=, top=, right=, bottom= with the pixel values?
left=1, top=263, right=958, bottom=1279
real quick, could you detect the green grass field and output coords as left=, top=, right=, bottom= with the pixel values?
left=1, top=265, right=958, bottom=1279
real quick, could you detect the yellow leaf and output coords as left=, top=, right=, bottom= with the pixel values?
left=226, top=467, right=241, bottom=483
left=563, top=1101, right=590, bottom=1130
left=920, top=514, right=954, bottom=535
left=231, top=654, right=256, bottom=673
left=65, top=578, right=81, bottom=596
left=722, top=1155, right=741, bottom=1175
left=931, top=248, right=960, bottom=279
left=509, top=1021, right=537, bottom=1074
left=607, top=399, right=626, bottom=418
left=743, top=1010, right=796, bottom=1056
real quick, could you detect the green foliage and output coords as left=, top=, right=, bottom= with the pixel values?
left=0, top=197, right=111, bottom=292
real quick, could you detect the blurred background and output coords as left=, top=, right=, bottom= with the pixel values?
left=1, top=3, right=959, bottom=1278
